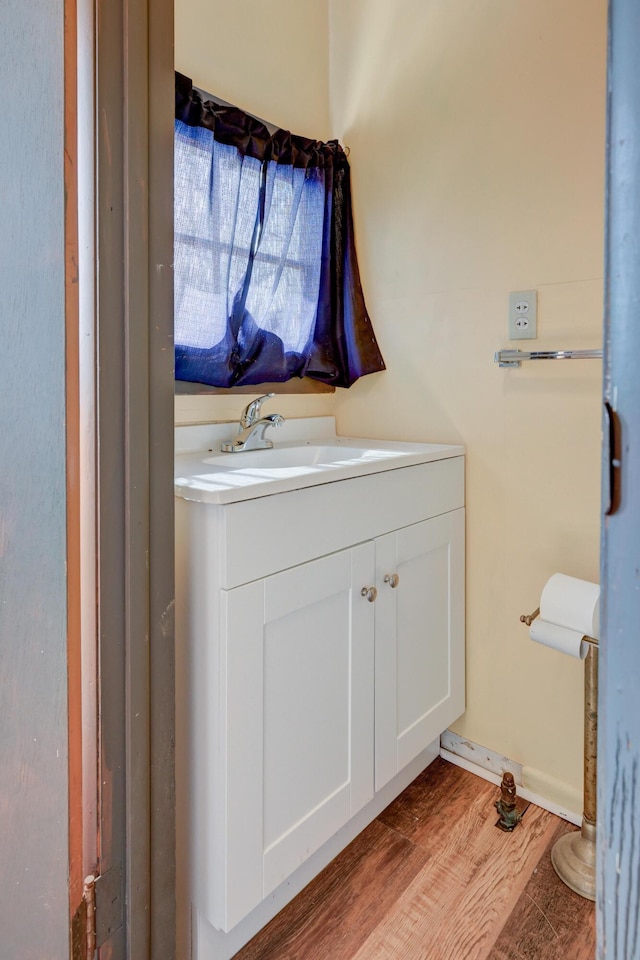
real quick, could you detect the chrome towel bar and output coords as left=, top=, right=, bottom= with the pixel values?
left=494, top=348, right=603, bottom=368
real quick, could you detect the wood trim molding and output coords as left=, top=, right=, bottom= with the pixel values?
left=175, top=379, right=335, bottom=396
left=96, top=0, right=175, bottom=955
left=64, top=0, right=84, bottom=923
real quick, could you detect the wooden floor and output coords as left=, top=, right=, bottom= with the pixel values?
left=234, top=758, right=595, bottom=960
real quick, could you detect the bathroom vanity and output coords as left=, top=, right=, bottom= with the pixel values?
left=175, top=417, right=465, bottom=958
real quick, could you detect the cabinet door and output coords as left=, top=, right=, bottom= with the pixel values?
left=375, top=509, right=465, bottom=790
left=214, top=542, right=375, bottom=932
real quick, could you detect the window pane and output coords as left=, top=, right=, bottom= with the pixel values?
left=174, top=120, right=262, bottom=350
left=246, top=162, right=324, bottom=354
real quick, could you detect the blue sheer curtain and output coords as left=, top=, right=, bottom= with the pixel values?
left=174, top=74, right=385, bottom=388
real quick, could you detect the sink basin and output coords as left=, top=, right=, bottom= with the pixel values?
left=175, top=424, right=464, bottom=505
left=202, top=442, right=406, bottom=471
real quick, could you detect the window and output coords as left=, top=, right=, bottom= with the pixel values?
left=174, top=74, right=385, bottom=389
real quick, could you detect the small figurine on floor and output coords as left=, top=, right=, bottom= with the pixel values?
left=495, top=771, right=524, bottom=832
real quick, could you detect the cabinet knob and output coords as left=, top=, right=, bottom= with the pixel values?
left=384, top=573, right=400, bottom=589
left=361, top=586, right=378, bottom=603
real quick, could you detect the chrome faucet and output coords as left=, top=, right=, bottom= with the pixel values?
left=221, top=393, right=285, bottom=453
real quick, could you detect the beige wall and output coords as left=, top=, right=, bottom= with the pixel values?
left=330, top=0, right=607, bottom=811
left=175, top=0, right=607, bottom=811
left=174, top=0, right=336, bottom=425
left=175, top=0, right=331, bottom=138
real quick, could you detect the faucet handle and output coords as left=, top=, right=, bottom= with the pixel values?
left=240, top=392, right=276, bottom=428
left=264, top=413, right=285, bottom=427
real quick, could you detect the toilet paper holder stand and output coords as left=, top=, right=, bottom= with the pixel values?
left=519, top=604, right=598, bottom=900
left=520, top=606, right=599, bottom=648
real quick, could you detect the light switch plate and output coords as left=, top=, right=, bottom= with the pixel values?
left=508, top=289, right=537, bottom=340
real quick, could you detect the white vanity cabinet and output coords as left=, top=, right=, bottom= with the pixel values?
left=175, top=434, right=465, bottom=950
left=218, top=544, right=376, bottom=931
left=374, top=510, right=465, bottom=791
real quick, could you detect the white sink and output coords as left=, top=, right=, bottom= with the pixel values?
left=202, top=442, right=408, bottom=470
left=175, top=418, right=464, bottom=504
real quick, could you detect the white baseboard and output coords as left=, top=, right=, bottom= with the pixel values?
left=440, top=740, right=582, bottom=827
left=440, top=728, right=524, bottom=783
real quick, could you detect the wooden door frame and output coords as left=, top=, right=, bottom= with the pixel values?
left=65, top=0, right=84, bottom=927
left=95, top=0, right=175, bottom=956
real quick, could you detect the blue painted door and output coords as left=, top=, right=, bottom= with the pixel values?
left=599, top=3, right=640, bottom=956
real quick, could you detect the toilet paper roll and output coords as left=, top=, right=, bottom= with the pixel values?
left=539, top=573, right=600, bottom=640
left=530, top=618, right=588, bottom=659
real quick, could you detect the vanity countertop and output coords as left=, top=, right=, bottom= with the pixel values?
left=175, top=417, right=464, bottom=505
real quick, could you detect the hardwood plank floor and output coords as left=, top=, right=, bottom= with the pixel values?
left=488, top=820, right=596, bottom=960
left=233, top=758, right=595, bottom=960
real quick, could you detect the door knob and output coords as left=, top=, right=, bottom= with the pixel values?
left=384, top=573, right=400, bottom=589
left=361, top=586, right=378, bottom=602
